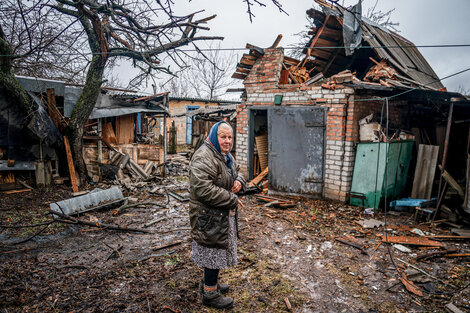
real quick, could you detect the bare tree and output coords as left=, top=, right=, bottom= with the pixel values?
left=1, top=0, right=288, bottom=182
left=288, top=0, right=400, bottom=59
left=158, top=74, right=192, bottom=98
left=160, top=43, right=237, bottom=100
left=456, top=84, right=470, bottom=96
left=365, top=0, right=400, bottom=33
left=243, top=0, right=288, bottom=22
left=0, top=0, right=90, bottom=83
left=0, top=0, right=224, bottom=182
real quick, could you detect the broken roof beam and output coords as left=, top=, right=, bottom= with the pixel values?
left=232, top=73, right=247, bottom=80
left=283, top=56, right=301, bottom=66
left=299, top=15, right=331, bottom=68
left=133, top=92, right=169, bottom=102
left=270, top=34, right=283, bottom=49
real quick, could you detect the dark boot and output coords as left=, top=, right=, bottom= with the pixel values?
left=200, top=279, right=230, bottom=294
left=202, top=289, right=233, bottom=309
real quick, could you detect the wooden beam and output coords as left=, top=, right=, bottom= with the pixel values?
left=231, top=73, right=247, bottom=80
left=270, top=34, right=283, bottom=48
left=283, top=56, right=301, bottom=66
left=63, top=136, right=79, bottom=193
left=322, top=46, right=341, bottom=73
left=240, top=57, right=256, bottom=66
left=235, top=67, right=251, bottom=74
left=299, top=15, right=331, bottom=68
left=46, top=88, right=67, bottom=131
left=242, top=53, right=258, bottom=61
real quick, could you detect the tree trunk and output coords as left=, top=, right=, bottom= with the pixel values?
left=66, top=55, right=106, bottom=183
left=0, top=26, right=35, bottom=118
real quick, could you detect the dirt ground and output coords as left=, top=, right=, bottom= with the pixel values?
left=1, top=160, right=470, bottom=313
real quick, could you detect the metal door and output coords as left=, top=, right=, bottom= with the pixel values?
left=268, top=106, right=326, bottom=197
left=186, top=105, right=200, bottom=144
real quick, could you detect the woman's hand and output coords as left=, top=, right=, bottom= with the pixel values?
left=232, top=180, right=242, bottom=194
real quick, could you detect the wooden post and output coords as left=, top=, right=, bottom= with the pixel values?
left=433, top=102, right=454, bottom=221
left=64, top=136, right=79, bottom=193
left=163, top=113, right=167, bottom=177
left=97, top=118, right=102, bottom=160
left=169, top=120, right=177, bottom=154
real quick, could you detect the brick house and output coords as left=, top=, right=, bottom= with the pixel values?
left=233, top=6, right=469, bottom=202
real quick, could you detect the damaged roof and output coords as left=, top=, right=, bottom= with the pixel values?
left=304, top=5, right=443, bottom=90
left=233, top=3, right=444, bottom=91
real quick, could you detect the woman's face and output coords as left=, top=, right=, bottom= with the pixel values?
left=217, top=126, right=233, bottom=154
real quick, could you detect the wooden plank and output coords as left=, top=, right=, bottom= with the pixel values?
left=63, top=136, right=79, bottom=193
left=445, top=254, right=470, bottom=258
left=280, top=69, right=289, bottom=84
left=115, top=115, right=134, bottom=144
left=232, top=73, right=247, bottom=80
left=46, top=88, right=67, bottom=131
left=439, top=165, right=465, bottom=198
left=411, top=145, right=439, bottom=199
left=242, top=53, right=258, bottom=61
left=133, top=91, right=168, bottom=102
left=270, top=34, right=282, bottom=49
left=299, top=15, right=331, bottom=68
left=425, top=235, right=470, bottom=240
left=283, top=56, right=301, bottom=66
left=249, top=167, right=268, bottom=187
left=240, top=57, right=256, bottom=66
left=2, top=188, right=31, bottom=194
left=235, top=67, right=251, bottom=74
left=380, top=235, right=444, bottom=247
left=102, top=122, right=117, bottom=144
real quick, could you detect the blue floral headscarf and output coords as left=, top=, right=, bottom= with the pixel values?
left=208, top=121, right=234, bottom=168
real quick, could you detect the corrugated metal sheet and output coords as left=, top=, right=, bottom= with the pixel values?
left=362, top=23, right=444, bottom=90
left=184, top=104, right=237, bottom=117
left=303, top=8, right=444, bottom=90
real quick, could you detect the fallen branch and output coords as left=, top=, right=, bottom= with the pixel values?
left=112, top=201, right=167, bottom=216
left=150, top=240, right=183, bottom=251
left=144, top=216, right=167, bottom=228
left=50, top=210, right=150, bottom=233
left=1, top=224, right=51, bottom=246
left=445, top=253, right=470, bottom=258
left=335, top=237, right=368, bottom=255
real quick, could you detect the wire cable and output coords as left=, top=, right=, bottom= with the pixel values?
left=1, top=44, right=469, bottom=57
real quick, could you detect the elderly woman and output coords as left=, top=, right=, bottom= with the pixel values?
left=189, top=121, right=245, bottom=309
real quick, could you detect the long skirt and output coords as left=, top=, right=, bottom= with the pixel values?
left=191, top=216, right=237, bottom=269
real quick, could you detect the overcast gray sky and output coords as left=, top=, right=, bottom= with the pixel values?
left=124, top=0, right=470, bottom=95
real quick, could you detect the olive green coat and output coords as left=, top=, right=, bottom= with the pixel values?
left=189, top=141, right=245, bottom=249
